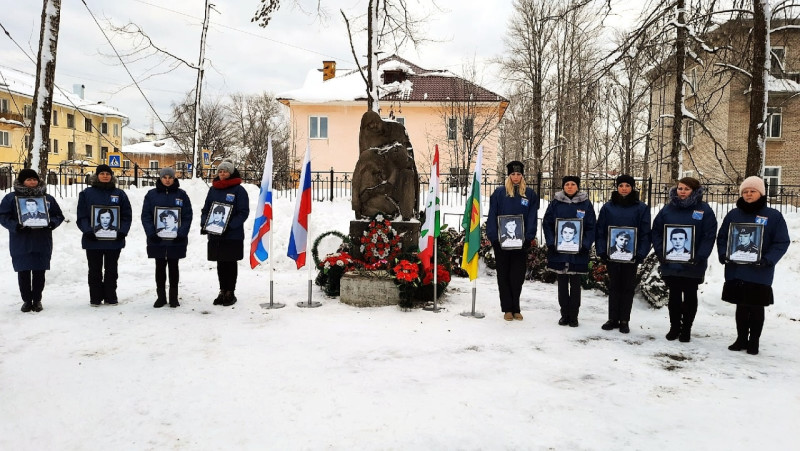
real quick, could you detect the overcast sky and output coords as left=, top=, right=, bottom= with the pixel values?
left=1, top=0, right=641, bottom=140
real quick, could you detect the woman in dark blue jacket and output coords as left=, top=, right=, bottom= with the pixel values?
left=0, top=169, right=64, bottom=312
left=76, top=165, right=133, bottom=306
left=141, top=167, right=193, bottom=308
left=487, top=161, right=539, bottom=321
left=595, top=174, right=651, bottom=333
left=652, top=177, right=717, bottom=342
left=717, top=176, right=790, bottom=355
left=542, top=176, right=596, bottom=327
left=200, top=160, right=250, bottom=307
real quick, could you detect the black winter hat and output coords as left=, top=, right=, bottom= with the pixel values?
left=616, top=174, right=635, bottom=187
left=562, top=175, right=580, bottom=189
left=96, top=164, right=112, bottom=175
left=17, top=168, right=39, bottom=183
left=506, top=160, right=524, bottom=176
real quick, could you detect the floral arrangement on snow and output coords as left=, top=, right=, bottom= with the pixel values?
left=359, top=214, right=404, bottom=270
left=390, top=257, right=422, bottom=308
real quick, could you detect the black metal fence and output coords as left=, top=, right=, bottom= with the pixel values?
left=1, top=163, right=798, bottom=217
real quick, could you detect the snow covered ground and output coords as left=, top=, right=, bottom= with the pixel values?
left=1, top=178, right=798, bottom=450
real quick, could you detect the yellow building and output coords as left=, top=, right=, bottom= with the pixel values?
left=278, top=55, right=508, bottom=176
left=0, top=65, right=127, bottom=171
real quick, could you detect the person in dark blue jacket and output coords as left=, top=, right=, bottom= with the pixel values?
left=595, top=174, right=651, bottom=333
left=487, top=161, right=539, bottom=321
left=717, top=176, right=790, bottom=355
left=76, top=165, right=133, bottom=306
left=141, top=167, right=193, bottom=308
left=652, top=177, right=717, bottom=342
left=542, top=175, right=596, bottom=327
left=0, top=169, right=65, bottom=312
left=200, top=160, right=250, bottom=307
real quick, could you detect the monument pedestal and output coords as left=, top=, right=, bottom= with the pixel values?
left=339, top=271, right=400, bottom=307
left=348, top=220, right=421, bottom=261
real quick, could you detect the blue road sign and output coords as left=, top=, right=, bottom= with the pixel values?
left=187, top=163, right=193, bottom=171
left=108, top=154, right=121, bottom=168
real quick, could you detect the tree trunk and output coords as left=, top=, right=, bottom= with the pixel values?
left=670, top=0, right=687, bottom=183
left=29, top=0, right=62, bottom=176
left=746, top=0, right=769, bottom=178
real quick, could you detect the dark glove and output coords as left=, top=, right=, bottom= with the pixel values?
left=757, top=258, right=773, bottom=268
left=48, top=222, right=56, bottom=230
left=597, top=253, right=609, bottom=263
left=547, top=245, right=556, bottom=256
left=718, top=256, right=728, bottom=265
left=687, top=257, right=696, bottom=264
left=522, top=240, right=531, bottom=251
left=174, top=236, right=188, bottom=245
left=578, top=247, right=589, bottom=256
left=149, top=234, right=162, bottom=243
left=634, top=255, right=644, bottom=265
left=115, top=232, right=127, bottom=242
left=657, top=254, right=666, bottom=265
left=200, top=228, right=208, bottom=235
left=83, top=231, right=98, bottom=241
left=15, top=224, right=31, bottom=233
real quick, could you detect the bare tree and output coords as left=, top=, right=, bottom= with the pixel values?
left=28, top=0, right=61, bottom=176
left=227, top=92, right=291, bottom=176
left=168, top=94, right=236, bottom=166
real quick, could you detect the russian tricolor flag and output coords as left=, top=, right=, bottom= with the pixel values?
left=250, top=138, right=274, bottom=269
left=287, top=144, right=312, bottom=269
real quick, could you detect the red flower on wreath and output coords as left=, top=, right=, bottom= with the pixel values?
left=359, top=214, right=404, bottom=268
left=422, top=264, right=451, bottom=286
left=393, top=259, right=420, bottom=283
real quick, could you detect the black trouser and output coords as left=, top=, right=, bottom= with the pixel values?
left=217, top=261, right=238, bottom=291
left=664, top=276, right=699, bottom=330
left=155, top=258, right=180, bottom=302
left=494, top=247, right=527, bottom=313
left=18, top=270, right=46, bottom=303
left=606, top=262, right=637, bottom=322
left=735, top=304, right=765, bottom=342
left=86, top=249, right=121, bottom=303
left=557, top=274, right=582, bottom=320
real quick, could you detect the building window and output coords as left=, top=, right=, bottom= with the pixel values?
left=766, top=107, right=782, bottom=138
left=84, top=118, right=93, bottom=132
left=684, top=120, right=695, bottom=147
left=52, top=110, right=59, bottom=126
left=176, top=161, right=188, bottom=172
left=52, top=139, right=59, bottom=154
left=0, top=131, right=9, bottom=147
left=0, top=99, right=8, bottom=113
left=101, top=146, right=108, bottom=161
left=113, top=123, right=120, bottom=137
left=463, top=118, right=474, bottom=139
left=101, top=122, right=108, bottom=134
left=67, top=141, right=75, bottom=158
left=24, top=104, right=33, bottom=120
left=67, top=114, right=75, bottom=129
left=689, top=67, right=698, bottom=94
left=123, top=159, right=131, bottom=170
left=764, top=166, right=781, bottom=197
left=447, top=117, right=457, bottom=140
left=771, top=46, right=786, bottom=74
left=85, top=144, right=93, bottom=158
left=149, top=160, right=159, bottom=170
left=309, top=116, right=328, bottom=139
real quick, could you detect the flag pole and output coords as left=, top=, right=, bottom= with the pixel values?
left=460, top=146, right=485, bottom=319
left=262, top=216, right=285, bottom=309
left=424, top=237, right=440, bottom=312
left=297, top=208, right=321, bottom=309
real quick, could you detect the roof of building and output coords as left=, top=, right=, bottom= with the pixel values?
left=122, top=137, right=185, bottom=155
left=277, top=54, right=508, bottom=104
left=0, top=65, right=127, bottom=118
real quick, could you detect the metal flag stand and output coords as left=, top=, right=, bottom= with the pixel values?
left=460, top=279, right=484, bottom=319
left=423, top=238, right=441, bottom=313
left=259, top=192, right=285, bottom=310
left=297, top=219, right=321, bottom=308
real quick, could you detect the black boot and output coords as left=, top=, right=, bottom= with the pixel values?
left=746, top=338, right=759, bottom=355
left=601, top=320, right=619, bottom=331
left=222, top=290, right=237, bottom=307
left=678, top=324, right=692, bottom=342
left=728, top=339, right=747, bottom=351
left=31, top=300, right=43, bottom=312
left=213, top=290, right=225, bottom=305
left=666, top=326, right=680, bottom=341
left=154, top=298, right=167, bottom=308
left=619, top=321, right=630, bottom=334
left=169, top=285, right=179, bottom=308
left=558, top=316, right=569, bottom=326
left=21, top=302, right=32, bottom=313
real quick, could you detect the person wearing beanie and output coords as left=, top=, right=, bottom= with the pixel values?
left=76, top=164, right=133, bottom=306
left=717, top=176, right=790, bottom=355
left=542, top=174, right=596, bottom=327
left=141, top=167, right=193, bottom=308
left=0, top=168, right=65, bottom=312
left=595, top=175, right=651, bottom=333
left=487, top=160, right=539, bottom=321
left=652, top=177, right=717, bottom=342
left=200, top=161, right=250, bottom=306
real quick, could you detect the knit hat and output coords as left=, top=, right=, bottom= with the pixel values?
left=562, top=175, right=581, bottom=189
left=616, top=174, right=635, bottom=187
left=96, top=164, right=112, bottom=175
left=739, top=176, right=766, bottom=196
left=506, top=160, right=524, bottom=176
left=159, top=167, right=176, bottom=178
left=678, top=176, right=700, bottom=191
left=17, top=168, right=39, bottom=183
left=218, top=160, right=235, bottom=174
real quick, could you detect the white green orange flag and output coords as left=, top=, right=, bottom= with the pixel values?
left=418, top=145, right=440, bottom=270
left=461, top=146, right=483, bottom=280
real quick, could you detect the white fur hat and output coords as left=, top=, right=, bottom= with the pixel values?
left=739, top=176, right=765, bottom=196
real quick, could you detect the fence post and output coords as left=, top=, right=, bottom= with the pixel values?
left=647, top=175, right=652, bottom=206
left=330, top=167, right=334, bottom=202
left=133, top=163, right=139, bottom=187
left=537, top=171, right=542, bottom=196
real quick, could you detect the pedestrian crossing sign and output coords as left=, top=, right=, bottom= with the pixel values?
left=108, top=153, right=122, bottom=168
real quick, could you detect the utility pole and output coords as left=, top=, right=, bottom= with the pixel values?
left=29, top=0, right=62, bottom=175
left=192, top=0, right=214, bottom=179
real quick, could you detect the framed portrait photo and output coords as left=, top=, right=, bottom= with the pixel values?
left=607, top=226, right=637, bottom=263
left=16, top=196, right=49, bottom=228
left=91, top=205, right=121, bottom=240
left=498, top=215, right=525, bottom=250
left=727, top=223, right=764, bottom=264
left=204, top=201, right=232, bottom=236
left=154, top=207, right=181, bottom=240
left=555, top=218, right=583, bottom=254
left=663, top=224, right=695, bottom=262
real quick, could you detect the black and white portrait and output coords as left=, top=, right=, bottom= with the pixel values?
left=664, top=225, right=694, bottom=262
left=92, top=205, right=120, bottom=240
left=498, top=214, right=524, bottom=250
left=608, top=226, right=637, bottom=263
left=556, top=218, right=582, bottom=254
left=16, top=196, right=49, bottom=228
left=727, top=223, right=764, bottom=264
left=204, top=202, right=232, bottom=235
left=155, top=207, right=181, bottom=239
